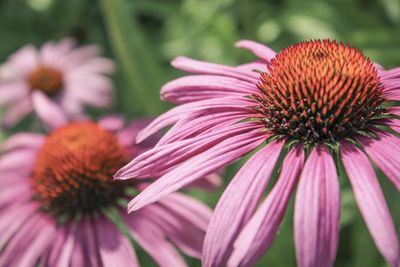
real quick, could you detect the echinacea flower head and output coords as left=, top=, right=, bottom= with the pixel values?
left=116, top=39, right=400, bottom=267
left=0, top=96, right=217, bottom=267
left=0, top=38, right=114, bottom=128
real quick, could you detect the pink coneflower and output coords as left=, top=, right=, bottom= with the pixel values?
left=0, top=93, right=216, bottom=267
left=0, top=38, right=114, bottom=127
left=116, top=39, right=400, bottom=267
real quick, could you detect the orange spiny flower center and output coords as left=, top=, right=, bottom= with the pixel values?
left=255, top=40, right=384, bottom=143
left=28, top=65, right=63, bottom=96
left=32, top=122, right=128, bottom=216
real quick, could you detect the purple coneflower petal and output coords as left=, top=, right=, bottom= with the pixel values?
left=156, top=108, right=252, bottom=146
left=388, top=106, right=400, bottom=117
left=44, top=227, right=68, bottom=267
left=228, top=146, right=304, bottom=267
left=81, top=219, right=102, bottom=267
left=2, top=132, right=44, bottom=151
left=358, top=131, right=400, bottom=191
left=235, top=61, right=269, bottom=74
left=136, top=96, right=254, bottom=143
left=171, top=56, right=259, bottom=82
left=188, top=173, right=223, bottom=191
left=0, top=202, right=39, bottom=247
left=96, top=218, right=140, bottom=267
left=118, top=122, right=261, bottom=179
left=160, top=75, right=256, bottom=104
left=125, top=210, right=187, bottom=267
left=126, top=128, right=267, bottom=212
left=294, top=145, right=340, bottom=267
left=32, top=91, right=67, bottom=130
left=235, top=40, right=276, bottom=62
left=98, top=115, right=125, bottom=132
left=17, top=218, right=56, bottom=267
left=0, top=81, right=28, bottom=105
left=203, top=141, right=284, bottom=267
left=0, top=214, right=54, bottom=266
left=341, top=141, right=400, bottom=267
left=143, top=202, right=206, bottom=258
left=1, top=97, right=32, bottom=128
left=9, top=44, right=38, bottom=73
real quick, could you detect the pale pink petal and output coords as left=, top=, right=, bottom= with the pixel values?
left=117, top=122, right=263, bottom=179
left=0, top=213, right=54, bottom=266
left=358, top=131, right=400, bottom=191
left=156, top=108, right=253, bottom=146
left=0, top=147, right=37, bottom=172
left=235, top=40, right=276, bottom=62
left=136, top=96, right=254, bottom=143
left=341, top=141, right=400, bottom=267
left=203, top=141, right=284, bottom=267
left=229, top=146, right=304, bottom=267
left=53, top=224, right=77, bottom=267
left=81, top=219, right=102, bottom=267
left=96, top=217, right=140, bottom=267
left=159, top=192, right=212, bottom=230
left=44, top=226, right=68, bottom=267
left=127, top=128, right=267, bottom=212
left=294, top=145, right=340, bottom=267
left=171, top=56, right=259, bottom=82
left=188, top=173, right=223, bottom=191
left=98, top=115, right=125, bottom=132
left=235, top=61, right=268, bottom=74
left=160, top=75, right=256, bottom=104
left=2, top=132, right=44, bottom=151
left=17, top=217, right=56, bottom=267
left=124, top=210, right=187, bottom=267
left=0, top=202, right=39, bottom=247
left=8, top=44, right=39, bottom=73
left=0, top=81, right=28, bottom=105
left=116, top=118, right=155, bottom=148
left=1, top=97, right=32, bottom=128
left=32, top=91, right=67, bottom=129
left=141, top=203, right=205, bottom=258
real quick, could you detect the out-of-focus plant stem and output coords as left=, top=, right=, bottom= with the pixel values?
left=100, top=0, right=164, bottom=116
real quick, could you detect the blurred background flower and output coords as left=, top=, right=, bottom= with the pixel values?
left=0, top=0, right=399, bottom=266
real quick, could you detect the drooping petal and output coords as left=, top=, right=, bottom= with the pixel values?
left=96, top=217, right=140, bottom=267
left=2, top=132, right=44, bottom=152
left=171, top=56, right=259, bottom=82
left=156, top=108, right=253, bottom=146
left=358, top=131, right=400, bottom=191
left=235, top=40, right=276, bottom=62
left=141, top=194, right=211, bottom=259
left=188, top=173, right=223, bottom=191
left=1, top=97, right=32, bottom=128
left=135, top=96, right=254, bottom=143
left=81, top=219, right=102, bottom=267
left=160, top=75, right=256, bottom=104
left=127, top=128, right=267, bottom=212
left=31, top=91, right=67, bottom=129
left=0, top=81, right=28, bottom=106
left=123, top=210, right=187, bottom=267
left=117, top=122, right=262, bottom=179
left=294, top=145, right=340, bottom=267
left=341, top=141, right=400, bottom=267
left=0, top=213, right=55, bottom=266
left=98, top=115, right=125, bottom=132
left=229, top=146, right=304, bottom=267
left=203, top=141, right=284, bottom=267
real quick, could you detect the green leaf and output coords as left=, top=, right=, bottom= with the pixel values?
left=100, top=0, right=165, bottom=116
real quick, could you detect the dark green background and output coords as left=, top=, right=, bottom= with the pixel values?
left=0, top=0, right=399, bottom=266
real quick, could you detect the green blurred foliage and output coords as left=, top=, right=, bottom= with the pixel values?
left=0, top=0, right=399, bottom=266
